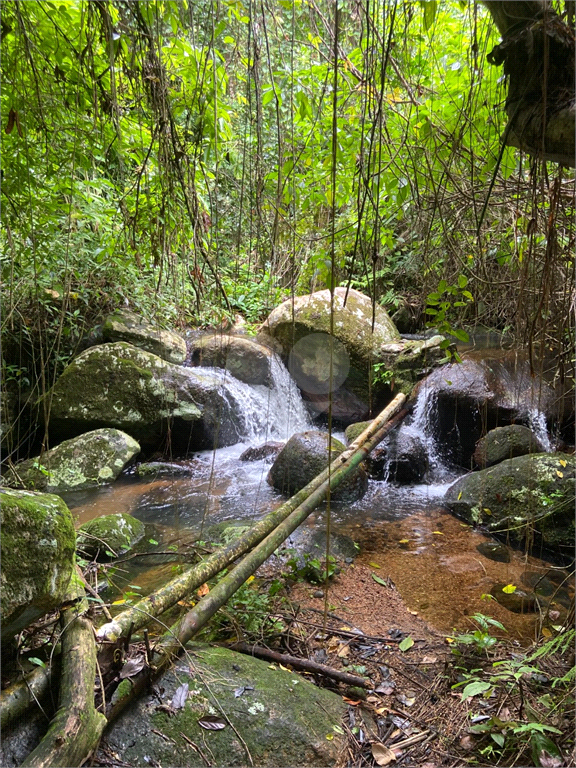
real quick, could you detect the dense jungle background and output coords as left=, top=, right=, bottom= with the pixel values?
left=1, top=2, right=575, bottom=768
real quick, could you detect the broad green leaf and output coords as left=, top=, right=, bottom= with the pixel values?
left=460, top=680, right=491, bottom=699
left=398, top=636, right=414, bottom=652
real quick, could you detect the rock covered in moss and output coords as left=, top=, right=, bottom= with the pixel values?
left=259, top=288, right=399, bottom=411
left=473, top=424, right=545, bottom=468
left=344, top=421, right=371, bottom=445
left=103, top=643, right=345, bottom=767
left=1, top=489, right=76, bottom=642
left=102, top=309, right=187, bottom=364
left=268, top=430, right=367, bottom=503
left=76, top=512, right=145, bottom=560
left=41, top=342, right=252, bottom=449
left=136, top=461, right=196, bottom=478
left=444, top=453, right=575, bottom=552
left=3, top=429, right=140, bottom=493
left=190, top=334, right=275, bottom=385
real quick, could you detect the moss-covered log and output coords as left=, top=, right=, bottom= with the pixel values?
left=21, top=574, right=106, bottom=768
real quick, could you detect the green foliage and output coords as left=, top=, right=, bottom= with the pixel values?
left=285, top=552, right=339, bottom=585
left=206, top=576, right=285, bottom=641
left=450, top=613, right=506, bottom=654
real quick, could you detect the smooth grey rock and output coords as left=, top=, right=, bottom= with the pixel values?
left=103, top=309, right=187, bottom=363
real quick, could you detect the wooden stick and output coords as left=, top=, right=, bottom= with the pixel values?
left=228, top=641, right=372, bottom=688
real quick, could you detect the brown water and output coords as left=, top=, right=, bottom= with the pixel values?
left=65, top=443, right=573, bottom=644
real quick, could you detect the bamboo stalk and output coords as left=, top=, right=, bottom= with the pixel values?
left=97, top=393, right=407, bottom=643
left=21, top=575, right=107, bottom=768
left=106, top=396, right=407, bottom=722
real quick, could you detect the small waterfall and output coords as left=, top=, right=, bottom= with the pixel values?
left=201, top=356, right=311, bottom=445
left=527, top=408, right=552, bottom=452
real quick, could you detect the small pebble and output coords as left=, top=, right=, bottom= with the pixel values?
left=313, top=589, right=324, bottom=598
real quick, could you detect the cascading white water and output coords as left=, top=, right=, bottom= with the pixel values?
left=527, top=407, right=553, bottom=452
left=402, top=386, right=449, bottom=480
left=202, top=355, right=311, bottom=445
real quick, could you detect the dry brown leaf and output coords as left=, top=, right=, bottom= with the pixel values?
left=337, top=644, right=350, bottom=658
left=459, top=735, right=476, bottom=751
left=196, top=583, right=209, bottom=597
left=371, top=742, right=397, bottom=766
left=421, top=655, right=437, bottom=664
left=539, top=753, right=563, bottom=768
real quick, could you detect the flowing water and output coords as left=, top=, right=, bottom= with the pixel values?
left=64, top=351, right=572, bottom=641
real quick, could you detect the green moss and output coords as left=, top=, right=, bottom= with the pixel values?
left=77, top=512, right=145, bottom=559
left=1, top=489, right=76, bottom=641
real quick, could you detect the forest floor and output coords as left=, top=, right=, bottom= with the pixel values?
left=273, top=548, right=575, bottom=768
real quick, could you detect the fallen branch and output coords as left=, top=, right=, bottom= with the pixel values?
left=228, top=641, right=372, bottom=689
left=0, top=662, right=58, bottom=732
left=21, top=573, right=107, bottom=768
left=106, top=394, right=407, bottom=722
left=97, top=394, right=407, bottom=643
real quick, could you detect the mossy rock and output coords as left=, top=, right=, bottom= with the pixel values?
left=268, top=430, right=368, bottom=503
left=4, top=429, right=140, bottom=493
left=103, top=309, right=187, bottom=364
left=344, top=421, right=371, bottom=445
left=41, top=342, right=250, bottom=449
left=473, top=424, right=545, bottom=468
left=76, top=512, right=145, bottom=560
left=190, top=334, right=275, bottom=385
left=259, top=288, right=399, bottom=404
left=444, top=453, right=575, bottom=553
left=1, top=489, right=76, bottom=643
left=104, top=643, right=346, bottom=767
left=136, top=461, right=195, bottom=478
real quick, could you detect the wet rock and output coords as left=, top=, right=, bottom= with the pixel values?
left=303, top=387, right=369, bottom=424
left=190, top=334, right=275, bottom=385
left=412, top=353, right=555, bottom=468
left=365, top=446, right=389, bottom=478
left=3, top=429, right=140, bottom=493
left=520, top=572, right=565, bottom=600
left=490, top=582, right=537, bottom=613
left=76, top=512, right=145, bottom=560
left=1, top=489, right=76, bottom=643
left=385, top=429, right=428, bottom=483
left=476, top=540, right=511, bottom=563
left=102, top=309, right=187, bottom=364
left=103, top=643, right=345, bottom=767
left=444, top=453, right=575, bottom=554
left=268, top=430, right=368, bottom=503
left=474, top=424, right=545, bottom=468
left=136, top=461, right=196, bottom=477
left=40, top=342, right=251, bottom=449
left=240, top=442, right=284, bottom=462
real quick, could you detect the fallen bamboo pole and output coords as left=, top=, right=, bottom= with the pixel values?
left=106, top=395, right=407, bottom=722
left=21, top=574, right=107, bottom=768
left=97, top=393, right=407, bottom=643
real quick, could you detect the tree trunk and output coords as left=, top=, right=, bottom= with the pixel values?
left=21, top=574, right=107, bottom=768
left=482, top=1, right=575, bottom=167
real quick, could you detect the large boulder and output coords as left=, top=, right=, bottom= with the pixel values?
left=190, top=334, right=275, bottom=385
left=103, top=643, right=345, bottom=767
left=268, top=430, right=368, bottom=503
left=473, top=424, right=545, bottom=468
left=76, top=512, right=145, bottom=560
left=411, top=352, right=555, bottom=468
left=259, top=288, right=399, bottom=419
left=3, top=429, right=140, bottom=493
left=1, top=489, right=76, bottom=643
left=443, top=453, right=575, bottom=554
left=41, top=342, right=254, bottom=449
left=102, top=309, right=187, bottom=364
